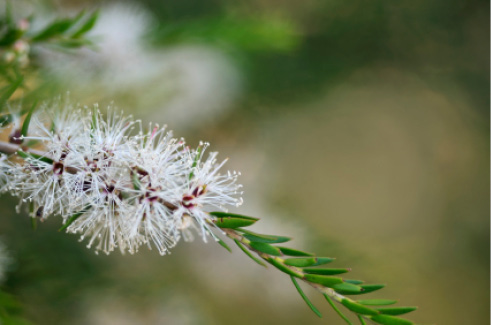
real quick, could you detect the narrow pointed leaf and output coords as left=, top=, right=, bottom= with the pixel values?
left=290, top=276, right=322, bottom=318
left=359, top=284, right=385, bottom=294
left=249, top=241, right=282, bottom=256
left=358, top=300, right=397, bottom=306
left=32, top=19, right=73, bottom=41
left=212, top=214, right=258, bottom=229
left=71, top=11, right=99, bottom=38
left=240, top=228, right=291, bottom=243
left=304, top=274, right=344, bottom=287
left=358, top=315, right=367, bottom=325
left=0, top=76, right=23, bottom=112
left=216, top=238, right=232, bottom=253
left=277, top=246, right=314, bottom=257
left=370, top=314, right=413, bottom=325
left=31, top=217, right=37, bottom=230
left=341, top=299, right=379, bottom=316
left=29, top=202, right=36, bottom=230
left=312, top=257, right=336, bottom=266
left=17, top=150, right=54, bottom=164
left=21, top=101, right=37, bottom=137
left=59, top=206, right=90, bottom=231
left=324, top=294, right=353, bottom=325
left=338, top=283, right=385, bottom=295
left=376, top=307, right=417, bottom=316
left=332, top=283, right=364, bottom=294
left=268, top=257, right=303, bottom=277
left=303, top=268, right=350, bottom=275
left=234, top=239, right=266, bottom=267
left=284, top=257, right=317, bottom=267
left=209, top=212, right=259, bottom=221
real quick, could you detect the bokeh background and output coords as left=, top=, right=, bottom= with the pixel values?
left=0, top=0, right=489, bottom=324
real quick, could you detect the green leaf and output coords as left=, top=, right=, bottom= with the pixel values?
left=332, top=283, right=364, bottom=294
left=268, top=257, right=303, bottom=277
left=358, top=300, right=397, bottom=306
left=249, top=241, right=282, bottom=256
left=324, top=294, right=353, bottom=325
left=216, top=237, right=232, bottom=253
left=21, top=100, right=37, bottom=138
left=337, top=283, right=385, bottom=295
left=31, top=19, right=74, bottom=41
left=370, top=314, right=413, bottom=325
left=59, top=206, right=90, bottom=231
left=71, top=11, right=99, bottom=38
left=303, top=274, right=343, bottom=287
left=376, top=307, right=417, bottom=316
left=211, top=212, right=258, bottom=228
left=30, top=217, right=37, bottom=230
left=239, top=228, right=291, bottom=243
left=303, top=268, right=350, bottom=275
left=16, top=150, right=54, bottom=164
left=359, top=284, right=386, bottom=294
left=234, top=239, right=266, bottom=267
left=341, top=299, right=379, bottom=316
left=290, top=276, right=322, bottom=318
left=0, top=76, right=23, bottom=112
left=284, top=257, right=317, bottom=267
left=312, top=257, right=336, bottom=266
left=358, top=315, right=367, bottom=325
left=277, top=246, right=314, bottom=257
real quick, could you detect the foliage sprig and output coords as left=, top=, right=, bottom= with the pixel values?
left=210, top=212, right=418, bottom=325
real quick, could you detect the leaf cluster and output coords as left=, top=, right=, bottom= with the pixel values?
left=210, top=212, right=418, bottom=325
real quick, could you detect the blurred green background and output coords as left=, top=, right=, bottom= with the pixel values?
left=0, top=0, right=489, bottom=324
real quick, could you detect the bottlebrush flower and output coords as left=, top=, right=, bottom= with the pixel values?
left=0, top=101, right=243, bottom=255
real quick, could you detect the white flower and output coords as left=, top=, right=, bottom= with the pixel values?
left=1, top=101, right=243, bottom=255
left=172, top=143, right=243, bottom=242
